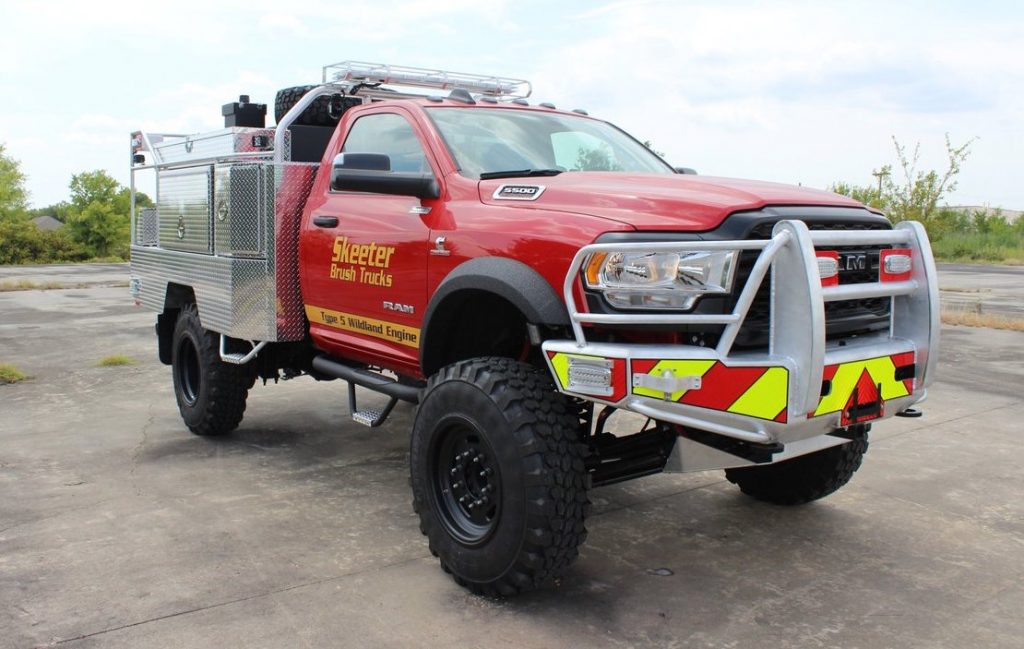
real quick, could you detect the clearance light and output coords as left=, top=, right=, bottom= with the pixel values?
left=584, top=253, right=608, bottom=286
left=567, top=356, right=614, bottom=396
left=880, top=248, right=913, bottom=282
left=816, top=251, right=839, bottom=287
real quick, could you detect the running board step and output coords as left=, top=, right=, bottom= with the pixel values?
left=352, top=408, right=389, bottom=427
left=349, top=389, right=398, bottom=427
left=311, top=355, right=420, bottom=429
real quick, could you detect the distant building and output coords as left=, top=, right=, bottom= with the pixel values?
left=31, top=215, right=64, bottom=231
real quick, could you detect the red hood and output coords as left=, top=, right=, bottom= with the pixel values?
left=478, top=172, right=864, bottom=231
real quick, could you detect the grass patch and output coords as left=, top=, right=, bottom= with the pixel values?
left=931, top=231, right=1024, bottom=265
left=0, top=279, right=129, bottom=292
left=97, top=355, right=137, bottom=367
left=0, top=363, right=28, bottom=384
left=939, top=286, right=984, bottom=294
left=942, top=310, right=1024, bottom=332
left=0, top=279, right=67, bottom=291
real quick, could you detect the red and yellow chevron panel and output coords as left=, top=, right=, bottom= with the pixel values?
left=631, top=359, right=789, bottom=422
left=812, top=352, right=915, bottom=420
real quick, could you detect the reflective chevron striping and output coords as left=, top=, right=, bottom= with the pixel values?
left=632, top=359, right=789, bottom=422
left=813, top=354, right=913, bottom=418
left=727, top=367, right=789, bottom=421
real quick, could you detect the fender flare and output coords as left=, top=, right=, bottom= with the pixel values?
left=420, top=257, right=569, bottom=372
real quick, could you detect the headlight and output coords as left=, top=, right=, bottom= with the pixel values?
left=583, top=249, right=737, bottom=310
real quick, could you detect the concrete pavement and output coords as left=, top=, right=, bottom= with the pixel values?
left=936, top=262, right=1024, bottom=318
left=0, top=264, right=129, bottom=289
left=1, top=264, right=1022, bottom=648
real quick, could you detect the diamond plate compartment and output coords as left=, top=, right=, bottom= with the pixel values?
left=134, top=161, right=318, bottom=343
left=135, top=207, right=159, bottom=246
left=272, top=163, right=318, bottom=342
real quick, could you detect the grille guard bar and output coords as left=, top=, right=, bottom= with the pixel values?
left=551, top=219, right=940, bottom=441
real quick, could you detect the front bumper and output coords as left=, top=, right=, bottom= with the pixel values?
left=542, top=220, right=940, bottom=447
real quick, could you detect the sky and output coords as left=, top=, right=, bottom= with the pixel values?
left=1, top=0, right=1021, bottom=209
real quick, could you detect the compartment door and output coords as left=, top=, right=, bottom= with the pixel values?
left=158, top=166, right=213, bottom=253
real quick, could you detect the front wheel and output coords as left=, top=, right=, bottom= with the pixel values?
left=171, top=304, right=255, bottom=436
left=410, top=358, right=590, bottom=596
left=724, top=425, right=869, bottom=505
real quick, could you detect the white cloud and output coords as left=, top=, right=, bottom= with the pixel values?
left=1, top=0, right=1021, bottom=208
left=531, top=1, right=1023, bottom=206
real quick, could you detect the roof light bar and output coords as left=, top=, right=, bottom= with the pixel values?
left=322, top=61, right=532, bottom=98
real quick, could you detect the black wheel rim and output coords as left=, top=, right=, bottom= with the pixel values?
left=430, top=418, right=502, bottom=546
left=176, top=336, right=201, bottom=406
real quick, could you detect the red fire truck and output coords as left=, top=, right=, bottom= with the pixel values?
left=129, top=62, right=939, bottom=596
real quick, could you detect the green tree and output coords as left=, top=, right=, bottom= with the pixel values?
left=0, top=143, right=29, bottom=221
left=830, top=134, right=975, bottom=226
left=63, top=170, right=151, bottom=259
left=829, top=179, right=889, bottom=211
left=885, top=134, right=974, bottom=224
left=641, top=140, right=666, bottom=158
left=69, top=170, right=121, bottom=212
left=0, top=219, right=87, bottom=264
left=67, top=201, right=128, bottom=258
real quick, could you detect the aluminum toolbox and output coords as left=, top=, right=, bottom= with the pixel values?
left=151, top=128, right=279, bottom=165
left=132, top=161, right=317, bottom=342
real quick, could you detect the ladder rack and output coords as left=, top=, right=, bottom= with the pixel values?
left=322, top=61, right=532, bottom=98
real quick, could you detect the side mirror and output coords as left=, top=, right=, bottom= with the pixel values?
left=331, top=153, right=439, bottom=199
left=674, top=167, right=698, bottom=175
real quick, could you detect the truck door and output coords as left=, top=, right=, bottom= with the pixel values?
left=301, top=109, right=440, bottom=374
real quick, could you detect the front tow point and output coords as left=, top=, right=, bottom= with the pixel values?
left=895, top=408, right=923, bottom=418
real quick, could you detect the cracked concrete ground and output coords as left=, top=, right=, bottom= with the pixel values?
left=1, top=264, right=1022, bottom=649
left=937, top=263, right=1024, bottom=317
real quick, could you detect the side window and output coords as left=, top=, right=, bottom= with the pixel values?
left=341, top=113, right=430, bottom=173
left=551, top=131, right=623, bottom=171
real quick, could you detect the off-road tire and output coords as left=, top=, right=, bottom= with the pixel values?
left=410, top=358, right=590, bottom=596
left=274, top=85, right=361, bottom=126
left=171, top=304, right=255, bottom=436
left=724, top=426, right=869, bottom=505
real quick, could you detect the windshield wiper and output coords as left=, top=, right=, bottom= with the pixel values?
left=478, top=168, right=564, bottom=180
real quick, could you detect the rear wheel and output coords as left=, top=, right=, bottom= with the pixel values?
left=724, top=426, right=869, bottom=505
left=410, top=358, right=590, bottom=596
left=171, top=304, right=254, bottom=436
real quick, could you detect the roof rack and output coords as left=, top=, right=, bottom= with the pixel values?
left=322, top=61, right=532, bottom=98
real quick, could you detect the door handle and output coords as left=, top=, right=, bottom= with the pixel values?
left=313, top=215, right=338, bottom=228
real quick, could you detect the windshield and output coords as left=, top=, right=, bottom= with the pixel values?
left=426, top=107, right=674, bottom=179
